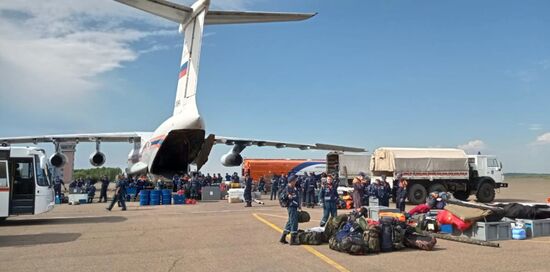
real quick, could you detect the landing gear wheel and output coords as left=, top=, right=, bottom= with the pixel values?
left=453, top=191, right=470, bottom=201
left=408, top=183, right=427, bottom=205
left=476, top=182, right=495, bottom=203
left=428, top=183, right=447, bottom=194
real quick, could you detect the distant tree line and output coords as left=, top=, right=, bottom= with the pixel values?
left=73, top=167, right=124, bottom=182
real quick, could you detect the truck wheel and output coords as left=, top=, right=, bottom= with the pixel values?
left=428, top=183, right=446, bottom=194
left=476, top=182, right=495, bottom=203
left=453, top=191, right=470, bottom=201
left=408, top=183, right=427, bottom=205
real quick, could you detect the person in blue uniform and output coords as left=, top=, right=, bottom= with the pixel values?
left=320, top=174, right=339, bottom=227
left=270, top=175, right=279, bottom=200
left=258, top=176, right=266, bottom=194
left=377, top=178, right=391, bottom=207
left=99, top=175, right=110, bottom=202
left=244, top=174, right=253, bottom=207
left=395, top=178, right=408, bottom=212
left=279, top=175, right=301, bottom=245
left=53, top=176, right=66, bottom=199
left=107, top=175, right=127, bottom=211
left=305, top=172, right=317, bottom=208
left=190, top=174, right=200, bottom=200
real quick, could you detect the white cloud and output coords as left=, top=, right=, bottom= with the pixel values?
left=0, top=0, right=176, bottom=108
left=534, top=133, right=550, bottom=145
left=528, top=124, right=543, bottom=131
left=458, top=139, right=487, bottom=154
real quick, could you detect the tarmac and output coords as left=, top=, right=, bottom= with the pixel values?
left=1, top=177, right=549, bottom=272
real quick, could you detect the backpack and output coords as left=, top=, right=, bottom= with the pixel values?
left=363, top=224, right=381, bottom=253
left=323, top=214, right=349, bottom=239
left=279, top=191, right=289, bottom=207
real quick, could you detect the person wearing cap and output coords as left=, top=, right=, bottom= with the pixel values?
left=392, top=173, right=402, bottom=203
left=361, top=176, right=371, bottom=206
left=320, top=174, right=339, bottom=227
left=352, top=172, right=366, bottom=210
left=279, top=175, right=301, bottom=245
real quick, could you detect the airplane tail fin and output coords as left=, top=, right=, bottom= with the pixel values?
left=115, top=0, right=316, bottom=116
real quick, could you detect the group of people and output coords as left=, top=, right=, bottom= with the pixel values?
left=269, top=172, right=321, bottom=208
left=53, top=175, right=112, bottom=203
left=278, top=172, right=410, bottom=245
left=351, top=173, right=408, bottom=212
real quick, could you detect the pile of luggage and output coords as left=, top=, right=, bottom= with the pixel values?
left=295, top=208, right=437, bottom=255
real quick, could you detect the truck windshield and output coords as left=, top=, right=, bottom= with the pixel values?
left=487, top=158, right=499, bottom=168
left=35, top=155, right=49, bottom=187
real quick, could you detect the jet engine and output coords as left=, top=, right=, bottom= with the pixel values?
left=220, top=152, right=243, bottom=167
left=89, top=151, right=106, bottom=167
left=49, top=152, right=67, bottom=168
left=220, top=144, right=247, bottom=167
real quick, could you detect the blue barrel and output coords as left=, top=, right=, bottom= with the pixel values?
left=161, top=189, right=172, bottom=205
left=512, top=227, right=526, bottom=240
left=139, top=190, right=150, bottom=206
left=150, top=190, right=161, bottom=205
left=173, top=195, right=185, bottom=205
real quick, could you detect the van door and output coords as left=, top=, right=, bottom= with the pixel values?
left=34, top=155, right=54, bottom=215
left=9, top=158, right=35, bottom=215
left=0, top=160, right=9, bottom=218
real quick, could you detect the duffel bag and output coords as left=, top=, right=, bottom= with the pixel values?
left=404, top=232, right=437, bottom=251
left=298, top=210, right=311, bottom=223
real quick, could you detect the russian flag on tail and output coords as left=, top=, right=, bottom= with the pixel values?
left=179, top=61, right=188, bottom=79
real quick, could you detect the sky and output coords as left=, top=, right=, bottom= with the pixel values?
left=1, top=0, right=549, bottom=174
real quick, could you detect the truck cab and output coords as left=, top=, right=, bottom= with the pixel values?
left=467, top=155, right=507, bottom=188
left=0, top=146, right=55, bottom=221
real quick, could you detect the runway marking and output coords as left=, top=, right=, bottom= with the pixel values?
left=252, top=213, right=350, bottom=272
left=191, top=208, right=280, bottom=214
left=257, top=212, right=321, bottom=222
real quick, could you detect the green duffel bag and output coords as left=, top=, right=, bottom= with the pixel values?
left=297, top=231, right=326, bottom=245
left=298, top=210, right=311, bottom=223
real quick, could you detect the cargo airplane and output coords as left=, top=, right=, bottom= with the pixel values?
left=0, top=0, right=365, bottom=178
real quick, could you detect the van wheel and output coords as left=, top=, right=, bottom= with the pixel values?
left=476, top=182, right=495, bottom=203
left=0, top=217, right=6, bottom=222
left=428, top=183, right=447, bottom=194
left=408, top=183, right=427, bottom=205
left=453, top=191, right=470, bottom=201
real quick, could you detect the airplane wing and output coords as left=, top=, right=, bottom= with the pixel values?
left=0, top=132, right=149, bottom=145
left=214, top=136, right=366, bottom=153
left=205, top=10, right=317, bottom=25
left=115, top=0, right=315, bottom=25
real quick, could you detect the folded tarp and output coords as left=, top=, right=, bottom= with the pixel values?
left=444, top=204, right=493, bottom=222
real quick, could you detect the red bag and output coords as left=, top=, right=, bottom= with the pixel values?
left=408, top=204, right=431, bottom=216
left=436, top=210, right=472, bottom=231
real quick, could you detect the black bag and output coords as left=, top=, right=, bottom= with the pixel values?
left=380, top=217, right=394, bottom=252
left=298, top=211, right=311, bottom=223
